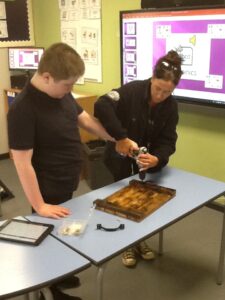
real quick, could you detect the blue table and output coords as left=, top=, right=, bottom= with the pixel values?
left=27, top=167, right=225, bottom=299
left=0, top=219, right=90, bottom=300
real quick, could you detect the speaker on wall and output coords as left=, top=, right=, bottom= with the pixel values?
left=141, top=0, right=225, bottom=9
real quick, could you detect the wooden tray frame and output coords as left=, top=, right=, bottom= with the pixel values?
left=94, top=180, right=176, bottom=222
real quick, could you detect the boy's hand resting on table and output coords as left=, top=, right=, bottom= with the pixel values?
left=36, top=203, right=72, bottom=219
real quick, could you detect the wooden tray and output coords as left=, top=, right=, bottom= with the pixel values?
left=94, top=180, right=176, bottom=222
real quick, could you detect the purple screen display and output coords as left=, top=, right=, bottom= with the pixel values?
left=152, top=19, right=225, bottom=94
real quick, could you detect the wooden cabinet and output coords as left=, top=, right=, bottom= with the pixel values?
left=4, top=88, right=21, bottom=114
left=4, top=88, right=22, bottom=159
left=72, top=92, right=98, bottom=143
left=4, top=89, right=98, bottom=143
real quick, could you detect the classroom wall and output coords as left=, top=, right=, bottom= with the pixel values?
left=0, top=49, right=11, bottom=155
left=32, top=0, right=140, bottom=94
left=0, top=0, right=224, bottom=183
left=170, top=103, right=225, bottom=181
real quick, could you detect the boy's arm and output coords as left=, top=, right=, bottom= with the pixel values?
left=11, top=149, right=71, bottom=219
left=78, top=111, right=138, bottom=155
left=78, top=110, right=115, bottom=141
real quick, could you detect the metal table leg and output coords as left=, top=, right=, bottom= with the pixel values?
left=97, top=263, right=107, bottom=300
left=158, top=230, right=164, bottom=255
left=0, top=191, right=2, bottom=218
left=24, top=294, right=30, bottom=300
left=217, top=207, right=225, bottom=285
left=26, top=291, right=40, bottom=300
left=39, top=287, right=54, bottom=300
left=26, top=287, right=53, bottom=300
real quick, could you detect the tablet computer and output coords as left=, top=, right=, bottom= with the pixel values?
left=0, top=219, right=54, bottom=246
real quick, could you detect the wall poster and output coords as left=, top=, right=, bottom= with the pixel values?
left=58, top=0, right=102, bottom=83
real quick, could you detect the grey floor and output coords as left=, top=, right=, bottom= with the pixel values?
left=1, top=158, right=225, bottom=300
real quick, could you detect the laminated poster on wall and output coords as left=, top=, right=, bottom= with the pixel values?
left=58, top=0, right=102, bottom=83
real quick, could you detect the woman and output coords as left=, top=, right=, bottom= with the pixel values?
left=94, top=50, right=183, bottom=267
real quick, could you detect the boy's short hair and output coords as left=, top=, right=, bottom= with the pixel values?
left=38, top=43, right=85, bottom=80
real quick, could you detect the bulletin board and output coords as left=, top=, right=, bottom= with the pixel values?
left=0, top=0, right=34, bottom=47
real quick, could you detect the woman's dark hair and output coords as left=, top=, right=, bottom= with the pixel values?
left=153, top=50, right=183, bottom=85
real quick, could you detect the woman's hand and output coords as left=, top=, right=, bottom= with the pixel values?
left=136, top=153, right=159, bottom=171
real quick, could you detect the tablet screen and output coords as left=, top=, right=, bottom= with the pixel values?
left=0, top=219, right=54, bottom=245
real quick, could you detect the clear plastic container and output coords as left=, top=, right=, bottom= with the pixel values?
left=58, top=219, right=87, bottom=236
